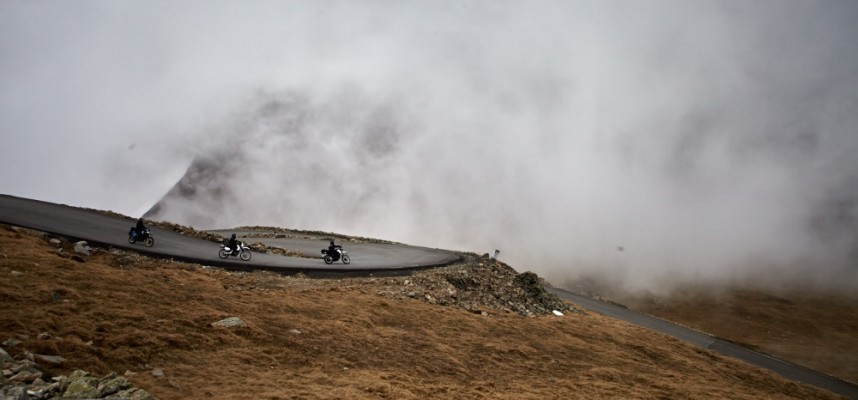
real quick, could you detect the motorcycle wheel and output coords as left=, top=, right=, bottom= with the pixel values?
left=144, top=237, right=155, bottom=247
left=128, top=236, right=136, bottom=244
left=342, top=255, right=350, bottom=264
left=240, top=250, right=251, bottom=261
left=324, top=255, right=334, bottom=264
left=218, top=248, right=230, bottom=259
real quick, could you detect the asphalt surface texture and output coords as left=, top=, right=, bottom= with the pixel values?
left=3, top=194, right=856, bottom=398
left=549, top=287, right=858, bottom=399
left=0, top=194, right=460, bottom=275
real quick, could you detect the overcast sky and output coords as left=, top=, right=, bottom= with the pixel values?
left=2, top=1, right=857, bottom=293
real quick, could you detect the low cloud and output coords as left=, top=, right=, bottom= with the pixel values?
left=3, top=1, right=857, bottom=294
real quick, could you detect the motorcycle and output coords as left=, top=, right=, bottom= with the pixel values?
left=219, top=242, right=252, bottom=261
left=128, top=227, right=155, bottom=247
left=321, top=247, right=350, bottom=264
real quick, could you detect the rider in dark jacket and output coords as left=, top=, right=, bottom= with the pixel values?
left=327, top=240, right=342, bottom=261
left=228, top=234, right=240, bottom=255
left=134, top=218, right=146, bottom=237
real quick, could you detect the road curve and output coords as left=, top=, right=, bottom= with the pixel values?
left=548, top=287, right=858, bottom=399
left=0, top=194, right=460, bottom=274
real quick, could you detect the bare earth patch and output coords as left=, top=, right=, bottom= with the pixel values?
left=0, top=224, right=844, bottom=399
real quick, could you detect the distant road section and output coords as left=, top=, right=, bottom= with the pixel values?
left=549, top=287, right=858, bottom=399
left=0, top=194, right=460, bottom=274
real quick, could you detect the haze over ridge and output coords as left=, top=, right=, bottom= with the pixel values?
left=2, top=1, right=857, bottom=293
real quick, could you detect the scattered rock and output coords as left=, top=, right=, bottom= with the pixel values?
left=112, top=387, right=157, bottom=400
left=73, top=241, right=91, bottom=256
left=3, top=386, right=27, bottom=400
left=370, top=255, right=580, bottom=316
left=0, top=347, right=14, bottom=363
left=0, top=348, right=155, bottom=400
left=49, top=238, right=61, bottom=245
left=10, top=271, right=22, bottom=276
left=211, top=317, right=246, bottom=328
left=33, top=354, right=65, bottom=366
left=288, top=329, right=302, bottom=335
left=63, top=371, right=99, bottom=398
left=96, top=373, right=132, bottom=397
left=151, top=369, right=165, bottom=378
left=9, top=370, right=41, bottom=383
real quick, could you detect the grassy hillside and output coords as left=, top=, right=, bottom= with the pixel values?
left=0, top=224, right=843, bottom=399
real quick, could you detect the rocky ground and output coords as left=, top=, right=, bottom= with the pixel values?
left=0, top=347, right=155, bottom=400
left=0, top=223, right=846, bottom=399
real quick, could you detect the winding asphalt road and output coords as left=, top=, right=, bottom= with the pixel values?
left=2, top=194, right=856, bottom=398
left=0, top=194, right=460, bottom=274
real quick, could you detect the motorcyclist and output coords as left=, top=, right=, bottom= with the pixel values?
left=228, top=233, right=240, bottom=256
left=327, top=240, right=342, bottom=261
left=134, top=218, right=147, bottom=238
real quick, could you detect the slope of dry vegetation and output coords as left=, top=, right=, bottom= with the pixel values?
left=613, top=285, right=858, bottom=384
left=0, top=224, right=844, bottom=399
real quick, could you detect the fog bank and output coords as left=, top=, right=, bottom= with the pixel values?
left=2, top=1, right=857, bottom=293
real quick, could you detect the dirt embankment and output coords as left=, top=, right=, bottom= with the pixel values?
left=0, top=224, right=844, bottom=399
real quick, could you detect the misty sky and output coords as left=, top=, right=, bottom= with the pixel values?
left=2, top=1, right=857, bottom=293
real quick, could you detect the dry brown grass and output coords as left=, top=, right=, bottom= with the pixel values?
left=615, top=285, right=858, bottom=384
left=0, top=224, right=844, bottom=399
